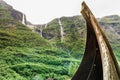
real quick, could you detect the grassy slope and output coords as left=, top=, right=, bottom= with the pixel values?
left=0, top=19, right=82, bottom=79
left=0, top=46, right=81, bottom=80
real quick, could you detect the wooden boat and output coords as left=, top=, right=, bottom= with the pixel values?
left=72, top=2, right=120, bottom=80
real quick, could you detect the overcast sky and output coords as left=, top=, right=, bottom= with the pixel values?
left=4, top=0, right=120, bottom=24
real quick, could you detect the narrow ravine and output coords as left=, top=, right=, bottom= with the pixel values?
left=58, top=18, right=64, bottom=42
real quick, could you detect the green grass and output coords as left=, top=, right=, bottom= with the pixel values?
left=0, top=46, right=81, bottom=80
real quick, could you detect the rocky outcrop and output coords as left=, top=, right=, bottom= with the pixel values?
left=0, top=0, right=27, bottom=24
left=11, top=10, right=27, bottom=24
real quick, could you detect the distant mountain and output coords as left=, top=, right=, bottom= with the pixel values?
left=99, top=15, right=120, bottom=43
left=34, top=15, right=120, bottom=44
left=0, top=0, right=27, bottom=24
left=34, top=15, right=120, bottom=60
left=34, top=16, right=86, bottom=58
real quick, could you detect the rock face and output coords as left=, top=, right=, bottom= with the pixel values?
left=11, top=10, right=27, bottom=24
left=34, top=15, right=120, bottom=44
left=0, top=0, right=27, bottom=24
left=34, top=16, right=86, bottom=43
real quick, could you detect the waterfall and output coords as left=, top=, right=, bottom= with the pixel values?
left=58, top=18, right=64, bottom=42
left=45, top=23, right=47, bottom=28
left=22, top=14, right=25, bottom=25
left=40, top=26, right=43, bottom=37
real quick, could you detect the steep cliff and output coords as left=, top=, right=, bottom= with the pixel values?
left=35, top=15, right=120, bottom=44
left=34, top=15, right=120, bottom=59
left=0, top=0, right=27, bottom=24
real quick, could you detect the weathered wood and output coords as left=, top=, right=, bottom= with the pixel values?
left=72, top=1, right=120, bottom=80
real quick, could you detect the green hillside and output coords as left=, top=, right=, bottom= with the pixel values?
left=0, top=20, right=81, bottom=79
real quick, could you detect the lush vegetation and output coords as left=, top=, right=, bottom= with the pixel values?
left=0, top=46, right=81, bottom=80
left=0, top=18, right=82, bottom=79
left=0, top=5, right=82, bottom=79
left=1, top=14, right=120, bottom=80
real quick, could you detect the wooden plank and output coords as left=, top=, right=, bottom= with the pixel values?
left=72, top=1, right=120, bottom=80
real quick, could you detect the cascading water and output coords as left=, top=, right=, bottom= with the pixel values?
left=40, top=26, right=43, bottom=37
left=45, top=23, right=47, bottom=28
left=22, top=14, right=25, bottom=25
left=58, top=18, right=64, bottom=42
